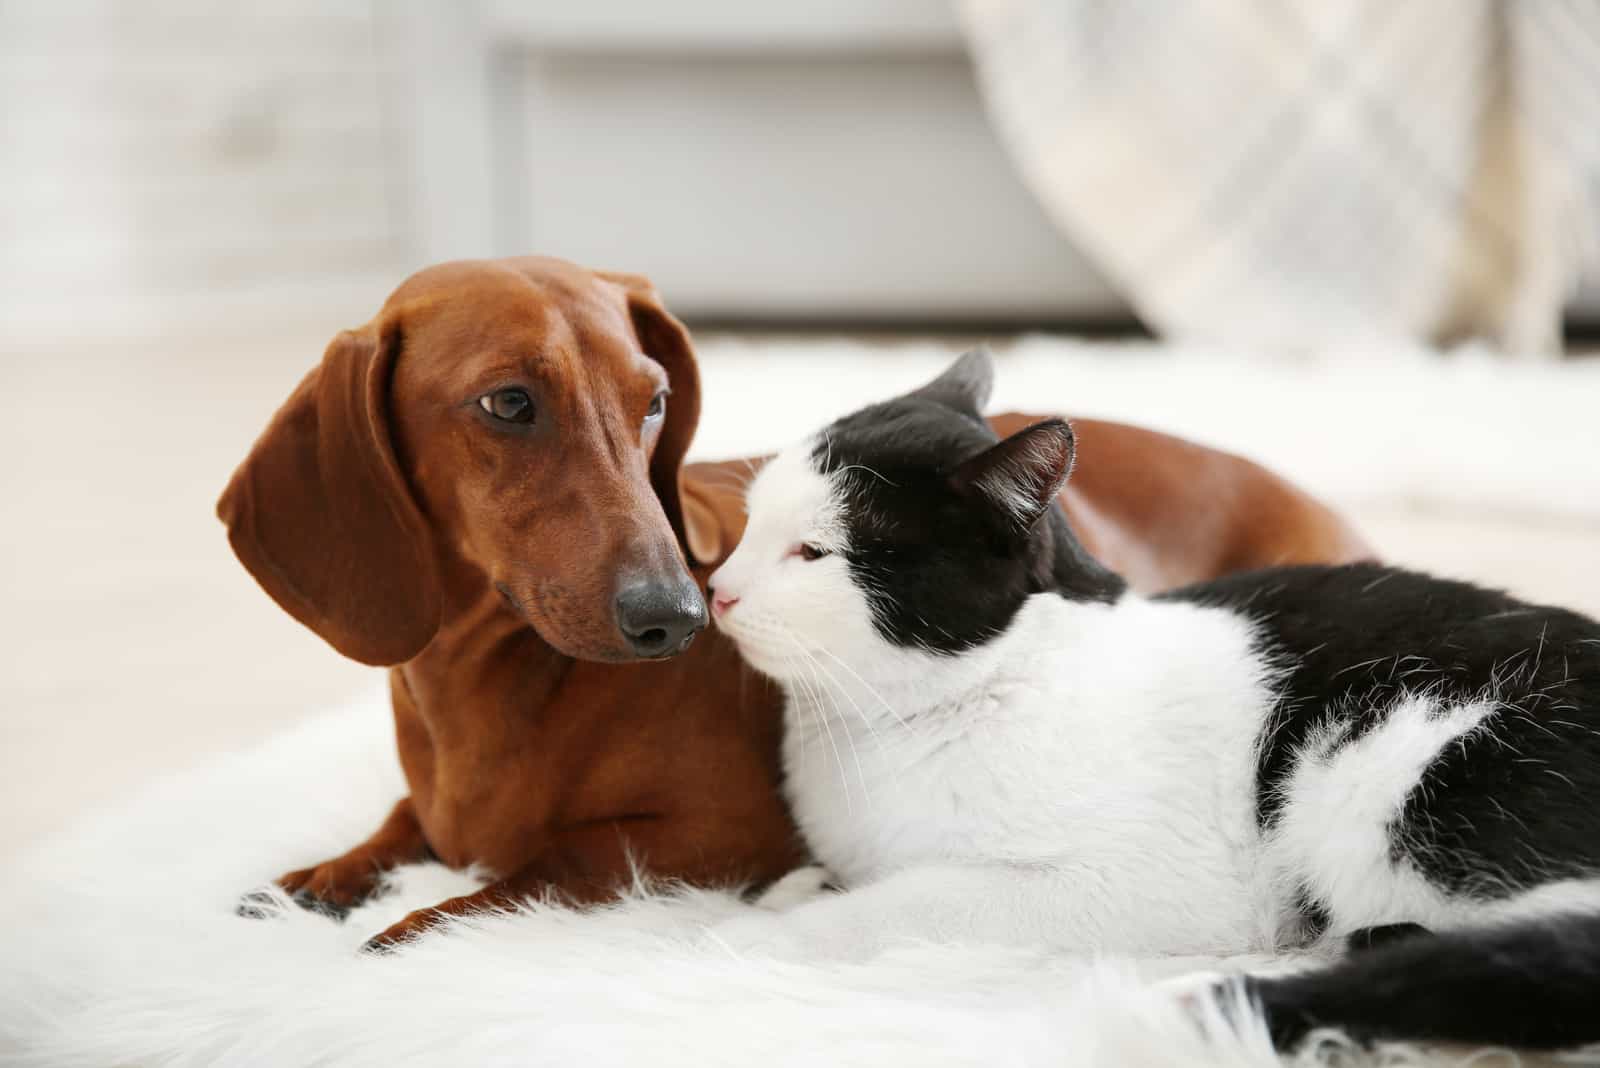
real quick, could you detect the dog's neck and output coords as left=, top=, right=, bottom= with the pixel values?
left=400, top=550, right=579, bottom=721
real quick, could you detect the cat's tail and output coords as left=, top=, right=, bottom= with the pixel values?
left=1243, top=911, right=1600, bottom=1051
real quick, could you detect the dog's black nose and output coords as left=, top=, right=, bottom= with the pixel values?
left=615, top=578, right=707, bottom=658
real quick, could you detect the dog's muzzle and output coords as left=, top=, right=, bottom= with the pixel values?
left=613, top=575, right=708, bottom=658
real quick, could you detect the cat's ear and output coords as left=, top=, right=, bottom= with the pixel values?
left=910, top=348, right=994, bottom=416
left=950, top=418, right=1075, bottom=530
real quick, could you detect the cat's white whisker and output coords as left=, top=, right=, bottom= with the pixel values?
left=794, top=643, right=873, bottom=809
left=761, top=617, right=825, bottom=783
left=812, top=643, right=917, bottom=736
left=776, top=650, right=819, bottom=784
left=804, top=650, right=883, bottom=745
left=800, top=649, right=926, bottom=794
left=834, top=462, right=899, bottom=488
left=781, top=631, right=855, bottom=815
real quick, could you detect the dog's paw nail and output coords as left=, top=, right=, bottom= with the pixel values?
left=291, top=889, right=350, bottom=922
left=235, top=889, right=282, bottom=920
left=360, top=934, right=400, bottom=956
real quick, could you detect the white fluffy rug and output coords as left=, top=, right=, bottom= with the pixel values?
left=0, top=687, right=1309, bottom=1068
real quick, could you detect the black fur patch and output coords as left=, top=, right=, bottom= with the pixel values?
left=1291, top=886, right=1332, bottom=943
left=1164, top=562, right=1600, bottom=896
left=813, top=395, right=1123, bottom=654
left=1252, top=913, right=1600, bottom=1050
left=1344, top=922, right=1429, bottom=955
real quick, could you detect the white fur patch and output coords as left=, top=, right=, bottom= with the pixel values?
left=708, top=439, right=877, bottom=681
left=1264, top=695, right=1498, bottom=938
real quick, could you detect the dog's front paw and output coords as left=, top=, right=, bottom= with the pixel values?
left=235, top=879, right=364, bottom=922
left=360, top=906, right=448, bottom=955
left=268, top=857, right=392, bottom=922
left=235, top=887, right=288, bottom=920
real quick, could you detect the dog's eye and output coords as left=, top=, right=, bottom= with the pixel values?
left=794, top=544, right=830, bottom=562
left=645, top=391, right=668, bottom=422
left=479, top=388, right=534, bottom=424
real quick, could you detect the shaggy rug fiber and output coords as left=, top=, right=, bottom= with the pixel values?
left=2, top=687, right=1478, bottom=1068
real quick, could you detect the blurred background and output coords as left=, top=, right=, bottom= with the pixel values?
left=3, top=1, right=1598, bottom=858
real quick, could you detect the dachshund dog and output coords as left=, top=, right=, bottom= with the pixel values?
left=220, top=257, right=1371, bottom=949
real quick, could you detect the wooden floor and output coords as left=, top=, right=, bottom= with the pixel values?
left=4, top=331, right=1598, bottom=863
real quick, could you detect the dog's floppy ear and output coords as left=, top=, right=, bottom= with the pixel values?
left=217, top=321, right=440, bottom=666
left=602, top=271, right=708, bottom=564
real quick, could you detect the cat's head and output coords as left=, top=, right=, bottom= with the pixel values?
left=708, top=349, right=1123, bottom=687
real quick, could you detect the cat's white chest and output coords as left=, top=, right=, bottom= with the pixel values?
left=778, top=593, right=1276, bottom=936
left=782, top=685, right=1047, bottom=883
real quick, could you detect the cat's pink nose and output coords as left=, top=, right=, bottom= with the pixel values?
left=712, top=594, right=740, bottom=618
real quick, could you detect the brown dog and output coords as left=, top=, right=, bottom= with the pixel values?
left=220, top=257, right=1371, bottom=949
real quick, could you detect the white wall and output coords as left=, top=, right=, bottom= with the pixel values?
left=0, top=0, right=407, bottom=344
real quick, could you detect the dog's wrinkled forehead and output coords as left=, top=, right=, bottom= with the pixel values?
left=385, top=260, right=644, bottom=367
left=387, top=280, right=662, bottom=412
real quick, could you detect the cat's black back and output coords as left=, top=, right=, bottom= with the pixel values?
left=1164, top=562, right=1600, bottom=900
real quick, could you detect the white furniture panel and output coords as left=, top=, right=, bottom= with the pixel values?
left=508, top=51, right=1119, bottom=320
left=393, top=1, right=1121, bottom=322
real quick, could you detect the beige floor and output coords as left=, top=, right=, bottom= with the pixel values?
left=4, top=332, right=1599, bottom=865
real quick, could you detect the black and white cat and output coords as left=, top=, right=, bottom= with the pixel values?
left=706, top=350, right=1600, bottom=1050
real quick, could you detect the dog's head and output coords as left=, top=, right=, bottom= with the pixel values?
left=218, top=257, right=709, bottom=665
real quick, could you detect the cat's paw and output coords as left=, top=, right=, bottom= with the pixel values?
left=1156, top=967, right=1227, bottom=1009
left=753, top=865, right=833, bottom=912
left=1156, top=969, right=1258, bottom=1041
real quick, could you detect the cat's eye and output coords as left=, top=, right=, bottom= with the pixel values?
left=645, top=390, right=668, bottom=422
left=795, top=543, right=830, bottom=561
left=479, top=388, right=535, bottom=425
